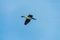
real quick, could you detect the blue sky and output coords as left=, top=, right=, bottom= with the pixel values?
left=0, top=0, right=60, bottom=40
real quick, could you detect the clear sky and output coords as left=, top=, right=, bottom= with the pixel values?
left=0, top=0, right=60, bottom=40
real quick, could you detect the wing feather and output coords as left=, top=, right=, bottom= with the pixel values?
left=24, top=19, right=31, bottom=25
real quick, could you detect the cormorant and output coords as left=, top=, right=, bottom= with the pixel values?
left=21, top=14, right=36, bottom=25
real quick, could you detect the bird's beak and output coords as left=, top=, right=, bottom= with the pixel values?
left=21, top=16, right=24, bottom=17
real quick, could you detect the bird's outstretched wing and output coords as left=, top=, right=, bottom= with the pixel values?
left=28, top=14, right=33, bottom=18
left=24, top=19, right=31, bottom=25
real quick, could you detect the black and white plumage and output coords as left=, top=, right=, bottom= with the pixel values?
left=21, top=14, right=36, bottom=25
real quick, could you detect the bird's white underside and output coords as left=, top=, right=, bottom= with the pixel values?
left=25, top=16, right=32, bottom=19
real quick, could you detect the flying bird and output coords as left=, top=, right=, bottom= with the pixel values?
left=21, top=14, right=36, bottom=25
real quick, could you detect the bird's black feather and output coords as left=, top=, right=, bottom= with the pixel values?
left=28, top=15, right=33, bottom=18
left=24, top=19, right=31, bottom=25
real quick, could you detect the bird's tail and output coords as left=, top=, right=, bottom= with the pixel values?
left=32, top=18, right=36, bottom=20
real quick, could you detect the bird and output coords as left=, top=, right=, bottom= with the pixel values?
left=21, top=14, right=36, bottom=25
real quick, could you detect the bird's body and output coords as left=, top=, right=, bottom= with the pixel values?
left=25, top=16, right=32, bottom=19
left=21, top=14, right=36, bottom=25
